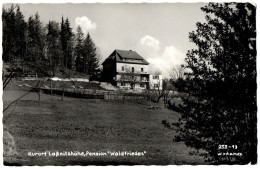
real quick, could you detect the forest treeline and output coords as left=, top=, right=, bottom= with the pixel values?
left=2, top=4, right=100, bottom=80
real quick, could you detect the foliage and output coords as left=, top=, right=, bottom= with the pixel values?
left=60, top=17, right=73, bottom=69
left=83, top=33, right=101, bottom=80
left=2, top=4, right=101, bottom=80
left=2, top=5, right=26, bottom=66
left=74, top=28, right=101, bottom=80
left=74, top=26, right=85, bottom=73
left=46, top=21, right=63, bottom=76
left=169, top=3, right=256, bottom=164
left=26, top=12, right=47, bottom=75
left=169, top=65, right=185, bottom=82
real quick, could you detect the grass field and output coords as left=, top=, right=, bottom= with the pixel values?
left=3, top=82, right=205, bottom=165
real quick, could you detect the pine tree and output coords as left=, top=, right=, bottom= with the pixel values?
left=60, top=16, right=66, bottom=66
left=26, top=12, right=47, bottom=75
left=83, top=33, right=100, bottom=80
left=60, top=17, right=73, bottom=69
left=14, top=6, right=27, bottom=65
left=74, top=26, right=85, bottom=72
left=169, top=3, right=256, bottom=164
left=46, top=21, right=63, bottom=76
left=64, top=18, right=73, bottom=69
left=2, top=5, right=16, bottom=62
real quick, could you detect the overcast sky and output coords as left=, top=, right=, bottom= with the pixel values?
left=3, top=3, right=207, bottom=78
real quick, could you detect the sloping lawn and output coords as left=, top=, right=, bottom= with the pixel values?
left=3, top=92, right=204, bottom=165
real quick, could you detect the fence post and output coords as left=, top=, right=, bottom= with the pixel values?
left=50, top=80, right=53, bottom=95
left=38, top=88, right=41, bottom=103
left=62, top=89, right=65, bottom=101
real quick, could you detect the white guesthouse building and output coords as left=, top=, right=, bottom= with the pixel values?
left=102, top=49, right=162, bottom=90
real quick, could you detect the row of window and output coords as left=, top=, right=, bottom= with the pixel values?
left=121, top=66, right=144, bottom=73
left=120, top=83, right=146, bottom=87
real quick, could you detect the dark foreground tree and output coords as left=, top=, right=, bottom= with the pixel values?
left=169, top=3, right=256, bottom=164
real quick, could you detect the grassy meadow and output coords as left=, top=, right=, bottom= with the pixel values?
left=3, top=80, right=205, bottom=165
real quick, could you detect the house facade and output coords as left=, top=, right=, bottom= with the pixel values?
left=149, top=74, right=163, bottom=90
left=102, top=49, right=161, bottom=90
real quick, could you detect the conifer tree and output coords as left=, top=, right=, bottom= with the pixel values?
left=2, top=5, right=16, bottom=62
left=60, top=17, right=73, bottom=69
left=26, top=12, right=46, bottom=75
left=46, top=21, right=63, bottom=76
left=74, top=26, right=85, bottom=72
left=169, top=3, right=256, bottom=164
left=64, top=18, right=73, bottom=69
left=14, top=6, right=27, bottom=65
left=83, top=33, right=100, bottom=80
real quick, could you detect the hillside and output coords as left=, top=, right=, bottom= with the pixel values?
left=47, top=68, right=90, bottom=79
left=3, top=62, right=90, bottom=79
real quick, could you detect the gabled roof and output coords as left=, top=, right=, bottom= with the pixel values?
left=102, top=49, right=149, bottom=65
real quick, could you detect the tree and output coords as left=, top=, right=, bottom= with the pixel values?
left=26, top=12, right=46, bottom=75
left=83, top=33, right=100, bottom=80
left=169, top=65, right=185, bottom=82
left=2, top=4, right=21, bottom=89
left=168, top=3, right=256, bottom=164
left=162, top=79, right=175, bottom=108
left=60, top=17, right=73, bottom=69
left=46, top=21, right=63, bottom=76
left=119, top=67, right=139, bottom=90
left=74, top=26, right=85, bottom=72
left=14, top=6, right=27, bottom=63
left=150, top=74, right=163, bottom=103
left=2, top=4, right=18, bottom=62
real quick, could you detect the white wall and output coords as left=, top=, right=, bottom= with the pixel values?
left=149, top=74, right=163, bottom=90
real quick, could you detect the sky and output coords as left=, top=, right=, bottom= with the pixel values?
left=2, top=2, right=207, bottom=78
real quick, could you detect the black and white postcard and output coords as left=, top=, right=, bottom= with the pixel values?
left=1, top=0, right=257, bottom=166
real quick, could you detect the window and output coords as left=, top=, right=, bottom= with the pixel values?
left=141, top=68, right=143, bottom=72
left=140, top=83, right=145, bottom=87
left=153, top=76, right=159, bottom=79
left=132, top=67, right=134, bottom=73
left=121, top=83, right=125, bottom=86
left=154, top=84, right=159, bottom=88
left=121, top=66, right=124, bottom=71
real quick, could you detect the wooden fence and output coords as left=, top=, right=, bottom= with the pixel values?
left=35, top=87, right=148, bottom=101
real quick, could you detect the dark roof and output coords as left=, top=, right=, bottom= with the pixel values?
left=102, top=49, right=149, bottom=65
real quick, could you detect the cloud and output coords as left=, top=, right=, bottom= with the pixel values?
left=162, top=46, right=186, bottom=66
left=75, top=16, right=97, bottom=35
left=140, top=35, right=160, bottom=51
left=138, top=35, right=186, bottom=78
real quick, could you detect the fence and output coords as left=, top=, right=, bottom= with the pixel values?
left=104, top=92, right=147, bottom=101
left=34, top=87, right=148, bottom=101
